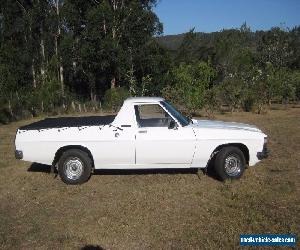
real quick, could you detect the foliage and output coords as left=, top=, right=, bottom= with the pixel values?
left=291, top=71, right=300, bottom=100
left=202, top=88, right=221, bottom=117
left=0, top=0, right=164, bottom=123
left=126, top=69, right=138, bottom=96
left=103, top=87, right=130, bottom=112
left=125, top=69, right=152, bottom=97
left=0, top=1, right=300, bottom=124
left=218, top=78, right=245, bottom=112
left=163, top=61, right=216, bottom=114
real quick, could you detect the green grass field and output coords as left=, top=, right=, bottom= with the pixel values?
left=0, top=108, right=299, bottom=249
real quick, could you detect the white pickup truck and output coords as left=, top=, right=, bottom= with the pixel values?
left=15, top=97, right=268, bottom=184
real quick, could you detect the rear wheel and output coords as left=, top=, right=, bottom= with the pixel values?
left=58, top=149, right=92, bottom=185
left=214, top=146, right=246, bottom=181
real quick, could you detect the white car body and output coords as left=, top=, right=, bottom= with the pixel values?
left=15, top=97, right=268, bottom=170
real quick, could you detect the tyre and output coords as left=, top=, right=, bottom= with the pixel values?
left=214, top=146, right=246, bottom=181
left=58, top=149, right=92, bottom=185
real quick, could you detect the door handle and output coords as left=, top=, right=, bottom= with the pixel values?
left=138, top=130, right=147, bottom=133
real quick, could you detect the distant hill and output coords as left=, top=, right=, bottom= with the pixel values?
left=156, top=31, right=220, bottom=51
left=156, top=34, right=185, bottom=50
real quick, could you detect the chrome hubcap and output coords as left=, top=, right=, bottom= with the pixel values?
left=224, top=154, right=241, bottom=176
left=64, top=157, right=83, bottom=180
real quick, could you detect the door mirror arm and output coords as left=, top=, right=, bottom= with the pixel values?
left=168, top=120, right=178, bottom=130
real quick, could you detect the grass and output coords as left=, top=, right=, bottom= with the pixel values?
left=0, top=108, right=299, bottom=249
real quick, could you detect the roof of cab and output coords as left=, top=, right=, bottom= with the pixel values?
left=124, top=97, right=164, bottom=104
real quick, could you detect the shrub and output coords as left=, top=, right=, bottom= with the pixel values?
left=218, top=78, right=244, bottom=112
left=203, top=87, right=221, bottom=117
left=103, top=87, right=130, bottom=112
left=162, top=61, right=217, bottom=115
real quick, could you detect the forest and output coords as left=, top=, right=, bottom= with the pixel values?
left=0, top=0, right=300, bottom=123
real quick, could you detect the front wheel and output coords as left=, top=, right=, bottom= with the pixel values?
left=58, top=149, right=92, bottom=185
left=214, top=146, right=246, bottom=181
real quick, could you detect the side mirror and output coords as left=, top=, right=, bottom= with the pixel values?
left=168, top=120, right=178, bottom=130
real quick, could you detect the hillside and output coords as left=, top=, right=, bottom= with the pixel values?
left=156, top=31, right=221, bottom=50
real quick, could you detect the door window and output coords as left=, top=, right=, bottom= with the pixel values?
left=134, top=104, right=173, bottom=128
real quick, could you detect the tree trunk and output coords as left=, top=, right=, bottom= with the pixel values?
left=90, top=90, right=94, bottom=101
left=32, top=58, right=37, bottom=88
left=40, top=27, right=46, bottom=81
left=111, top=77, right=116, bottom=89
left=110, top=0, right=120, bottom=90
left=56, top=0, right=64, bottom=95
left=112, top=0, right=117, bottom=39
left=103, top=13, right=107, bottom=35
left=71, top=101, right=76, bottom=111
left=268, top=99, right=272, bottom=107
left=28, top=19, right=37, bottom=88
left=72, top=37, right=79, bottom=71
left=8, top=99, right=13, bottom=117
left=59, top=64, right=64, bottom=94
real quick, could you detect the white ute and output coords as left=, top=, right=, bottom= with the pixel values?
left=15, top=97, right=269, bottom=184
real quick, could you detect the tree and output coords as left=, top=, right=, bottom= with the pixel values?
left=61, top=0, right=162, bottom=100
left=218, top=77, right=245, bottom=113
left=163, top=61, right=216, bottom=114
left=257, top=27, right=292, bottom=68
left=176, top=28, right=197, bottom=63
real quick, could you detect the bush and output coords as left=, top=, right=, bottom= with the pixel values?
left=218, top=78, right=244, bottom=112
left=242, top=97, right=256, bottom=112
left=203, top=87, right=221, bottom=117
left=0, top=108, right=11, bottom=124
left=162, top=61, right=217, bottom=115
left=103, top=87, right=130, bottom=112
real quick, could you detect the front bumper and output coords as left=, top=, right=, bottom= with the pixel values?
left=257, top=146, right=269, bottom=160
left=15, top=150, right=23, bottom=160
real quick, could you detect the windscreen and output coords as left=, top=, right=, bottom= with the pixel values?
left=160, top=101, right=190, bottom=127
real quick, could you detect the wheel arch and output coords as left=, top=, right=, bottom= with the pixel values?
left=52, top=145, right=95, bottom=169
left=209, top=143, right=249, bottom=165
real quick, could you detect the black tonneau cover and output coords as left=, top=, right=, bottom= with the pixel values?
left=19, top=115, right=116, bottom=130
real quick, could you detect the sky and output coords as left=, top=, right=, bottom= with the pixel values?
left=154, top=0, right=300, bottom=35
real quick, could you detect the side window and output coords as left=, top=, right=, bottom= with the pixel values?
left=135, top=104, right=173, bottom=128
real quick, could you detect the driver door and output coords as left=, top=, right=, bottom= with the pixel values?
left=135, top=104, right=196, bottom=166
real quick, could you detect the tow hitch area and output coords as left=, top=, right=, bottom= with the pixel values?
left=257, top=147, right=269, bottom=160
left=15, top=150, right=23, bottom=159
